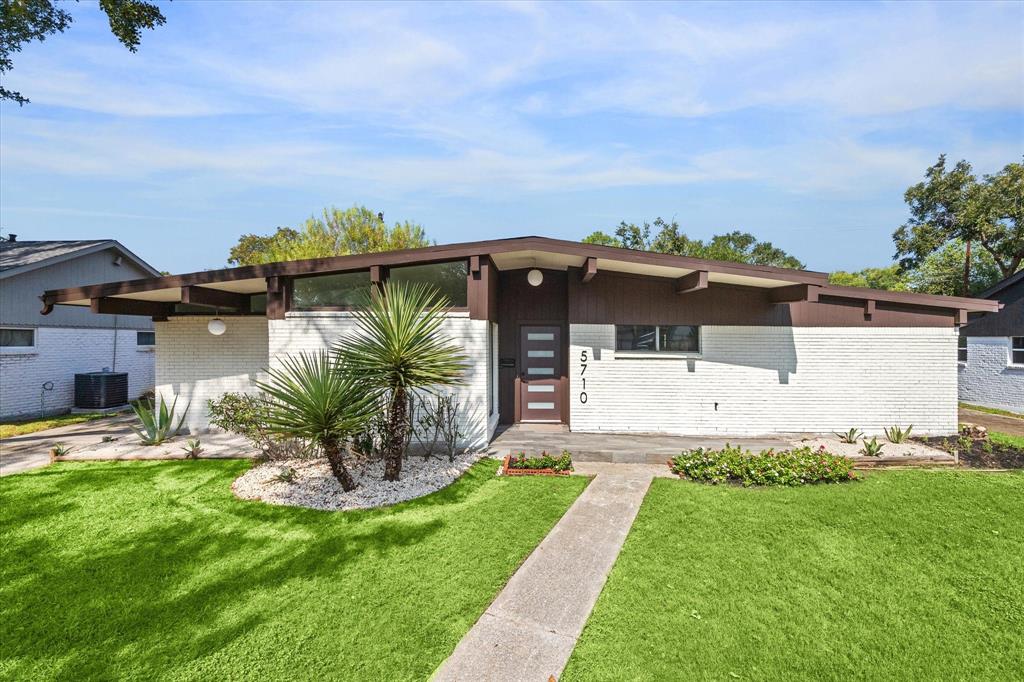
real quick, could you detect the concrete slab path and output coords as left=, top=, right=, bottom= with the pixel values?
left=433, top=462, right=670, bottom=681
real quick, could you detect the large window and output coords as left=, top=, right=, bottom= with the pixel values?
left=0, top=327, right=35, bottom=350
left=616, top=325, right=700, bottom=354
left=388, top=261, right=468, bottom=307
left=1012, top=337, right=1024, bottom=366
left=291, top=271, right=371, bottom=309
left=958, top=336, right=967, bottom=363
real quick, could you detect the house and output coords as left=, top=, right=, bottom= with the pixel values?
left=1, top=236, right=161, bottom=420
left=39, top=236, right=999, bottom=445
left=958, top=270, right=1024, bottom=413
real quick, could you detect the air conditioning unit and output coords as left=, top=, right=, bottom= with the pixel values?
left=74, top=372, right=129, bottom=409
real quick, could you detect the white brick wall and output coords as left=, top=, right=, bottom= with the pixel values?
left=155, top=317, right=269, bottom=433
left=958, top=337, right=1024, bottom=413
left=270, top=311, right=496, bottom=449
left=0, top=326, right=154, bottom=419
left=570, top=325, right=958, bottom=436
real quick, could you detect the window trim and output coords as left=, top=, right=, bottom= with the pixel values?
left=136, top=330, right=156, bottom=349
left=1011, top=337, right=1024, bottom=368
left=0, top=326, right=37, bottom=354
left=957, top=335, right=968, bottom=364
left=614, top=324, right=701, bottom=358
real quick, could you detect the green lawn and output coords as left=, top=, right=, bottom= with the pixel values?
left=564, top=471, right=1024, bottom=681
left=960, top=402, right=1024, bottom=419
left=990, top=431, right=1024, bottom=449
left=0, top=412, right=110, bottom=438
left=0, top=459, right=588, bottom=680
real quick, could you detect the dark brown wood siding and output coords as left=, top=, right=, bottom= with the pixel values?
left=568, top=269, right=955, bottom=327
left=497, top=268, right=569, bottom=424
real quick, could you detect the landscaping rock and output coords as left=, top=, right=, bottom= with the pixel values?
left=232, top=453, right=481, bottom=511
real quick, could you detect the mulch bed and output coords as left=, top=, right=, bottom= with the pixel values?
left=915, top=437, right=1024, bottom=469
left=500, top=455, right=571, bottom=476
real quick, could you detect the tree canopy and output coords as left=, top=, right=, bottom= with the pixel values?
left=582, top=218, right=805, bottom=269
left=228, top=206, right=431, bottom=266
left=1, top=0, right=166, bottom=104
left=893, top=155, right=1023, bottom=282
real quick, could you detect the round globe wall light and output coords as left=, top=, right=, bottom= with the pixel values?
left=208, top=318, right=227, bottom=336
left=527, top=269, right=544, bottom=287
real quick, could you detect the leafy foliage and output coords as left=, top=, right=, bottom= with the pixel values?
left=1, top=0, right=165, bottom=104
left=669, top=445, right=858, bottom=486
left=834, top=428, right=863, bottom=444
left=206, top=392, right=307, bottom=460
left=228, top=206, right=430, bottom=265
left=859, top=437, right=885, bottom=457
left=507, top=451, right=573, bottom=472
left=335, top=280, right=468, bottom=481
left=256, top=351, right=377, bottom=491
left=582, top=217, right=804, bottom=269
left=884, top=424, right=913, bottom=444
left=181, top=438, right=203, bottom=459
left=828, top=265, right=911, bottom=291
left=130, top=395, right=189, bottom=446
left=907, top=239, right=1003, bottom=296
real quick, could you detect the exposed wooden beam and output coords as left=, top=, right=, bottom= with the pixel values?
left=39, top=295, right=55, bottom=315
left=469, top=255, right=481, bottom=275
left=581, top=257, right=598, bottom=284
left=181, top=285, right=249, bottom=310
left=266, top=276, right=286, bottom=320
left=864, top=299, right=876, bottom=321
left=90, top=297, right=173, bottom=317
left=770, top=284, right=821, bottom=304
left=675, top=270, right=708, bottom=295
left=955, top=309, right=968, bottom=326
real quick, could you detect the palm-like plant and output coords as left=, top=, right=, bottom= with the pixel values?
left=131, top=394, right=189, bottom=445
left=335, top=280, right=467, bottom=481
left=257, top=351, right=377, bottom=491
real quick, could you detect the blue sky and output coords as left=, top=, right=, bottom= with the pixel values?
left=1, top=1, right=1022, bottom=274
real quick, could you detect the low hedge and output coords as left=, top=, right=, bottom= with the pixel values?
left=669, top=445, right=858, bottom=487
left=507, top=451, right=573, bottom=472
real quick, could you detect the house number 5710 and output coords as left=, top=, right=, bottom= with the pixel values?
left=579, top=349, right=588, bottom=404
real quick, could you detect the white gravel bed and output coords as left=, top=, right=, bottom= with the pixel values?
left=788, top=435, right=949, bottom=458
left=232, top=452, right=481, bottom=511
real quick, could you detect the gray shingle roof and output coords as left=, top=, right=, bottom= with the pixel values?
left=0, top=240, right=111, bottom=272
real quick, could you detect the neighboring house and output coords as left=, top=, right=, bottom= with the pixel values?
left=958, top=270, right=1024, bottom=413
left=1, top=236, right=161, bottom=420
left=40, top=236, right=999, bottom=444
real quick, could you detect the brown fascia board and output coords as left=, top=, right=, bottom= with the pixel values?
left=41, top=235, right=998, bottom=315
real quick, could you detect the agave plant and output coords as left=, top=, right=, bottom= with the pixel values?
left=257, top=350, right=377, bottom=491
left=884, top=424, right=913, bottom=444
left=181, top=438, right=203, bottom=459
left=335, top=280, right=467, bottom=481
left=834, top=428, right=863, bottom=444
left=131, top=394, right=189, bottom=445
left=859, top=437, right=885, bottom=457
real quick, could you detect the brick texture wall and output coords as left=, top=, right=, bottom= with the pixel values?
left=155, top=317, right=269, bottom=433
left=958, top=337, right=1024, bottom=413
left=0, top=326, right=154, bottom=419
left=569, top=325, right=958, bottom=436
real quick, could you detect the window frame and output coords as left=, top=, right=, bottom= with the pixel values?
left=1011, top=337, right=1024, bottom=367
left=385, top=260, right=470, bottom=310
left=0, top=327, right=37, bottom=354
left=136, top=331, right=156, bottom=348
left=614, top=324, right=701, bottom=357
left=289, top=270, right=373, bottom=312
left=957, top=335, right=967, bottom=364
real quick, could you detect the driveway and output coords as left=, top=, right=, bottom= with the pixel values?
left=0, top=415, right=138, bottom=476
left=959, top=407, right=1024, bottom=437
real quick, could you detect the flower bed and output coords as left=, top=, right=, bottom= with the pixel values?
left=669, top=445, right=858, bottom=487
left=502, top=451, right=573, bottom=476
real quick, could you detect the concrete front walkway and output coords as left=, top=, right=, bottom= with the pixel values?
left=433, top=462, right=671, bottom=681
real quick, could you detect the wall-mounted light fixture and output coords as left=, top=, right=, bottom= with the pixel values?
left=527, top=268, right=544, bottom=287
left=208, top=318, right=226, bottom=336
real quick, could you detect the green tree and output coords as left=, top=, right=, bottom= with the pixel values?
left=582, top=217, right=804, bottom=269
left=228, top=206, right=431, bottom=266
left=893, top=156, right=1024, bottom=291
left=257, top=351, right=377, bottom=491
left=828, top=265, right=911, bottom=291
left=908, top=240, right=1002, bottom=297
left=335, top=281, right=467, bottom=482
left=1, top=0, right=166, bottom=105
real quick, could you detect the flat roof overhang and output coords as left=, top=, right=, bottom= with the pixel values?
left=41, top=235, right=1002, bottom=316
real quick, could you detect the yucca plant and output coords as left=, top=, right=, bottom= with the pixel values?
left=335, top=280, right=468, bottom=481
left=884, top=424, right=913, bottom=443
left=181, top=438, right=203, bottom=459
left=859, top=437, right=885, bottom=457
left=257, top=350, right=377, bottom=491
left=131, top=394, right=189, bottom=445
left=835, top=428, right=863, bottom=444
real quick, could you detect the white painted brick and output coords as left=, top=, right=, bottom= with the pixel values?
left=569, top=325, right=959, bottom=436
left=0, top=326, right=154, bottom=419
left=958, top=337, right=1024, bottom=413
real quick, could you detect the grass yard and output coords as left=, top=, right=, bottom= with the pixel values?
left=960, top=402, right=1024, bottom=419
left=990, top=431, right=1024, bottom=449
left=563, top=470, right=1024, bottom=681
left=0, top=412, right=110, bottom=438
left=0, top=459, right=588, bottom=680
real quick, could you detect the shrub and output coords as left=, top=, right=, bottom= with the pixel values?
left=507, top=450, right=573, bottom=472
left=884, top=424, right=913, bottom=443
left=131, top=395, right=188, bottom=445
left=669, top=445, right=858, bottom=487
left=859, top=437, right=884, bottom=457
left=207, top=392, right=308, bottom=461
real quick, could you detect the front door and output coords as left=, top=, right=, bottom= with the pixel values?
left=519, top=325, right=562, bottom=422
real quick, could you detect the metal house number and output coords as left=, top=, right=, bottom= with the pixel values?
left=579, top=349, right=588, bottom=404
